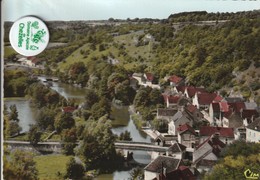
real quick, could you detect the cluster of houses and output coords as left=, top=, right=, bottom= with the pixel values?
left=17, top=56, right=40, bottom=67
left=131, top=73, right=259, bottom=180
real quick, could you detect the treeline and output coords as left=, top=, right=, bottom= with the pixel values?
left=58, top=60, right=136, bottom=106
left=4, top=70, right=38, bottom=97
left=149, top=14, right=260, bottom=92
left=168, top=10, right=260, bottom=22
left=204, top=141, right=260, bottom=179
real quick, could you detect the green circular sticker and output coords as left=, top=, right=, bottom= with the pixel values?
left=9, top=16, right=49, bottom=56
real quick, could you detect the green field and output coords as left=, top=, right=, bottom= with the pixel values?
left=4, top=46, right=17, bottom=58
left=34, top=154, right=72, bottom=180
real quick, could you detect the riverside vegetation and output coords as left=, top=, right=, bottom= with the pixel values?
left=3, top=10, right=260, bottom=179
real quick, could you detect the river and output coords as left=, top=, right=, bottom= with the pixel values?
left=4, top=77, right=152, bottom=180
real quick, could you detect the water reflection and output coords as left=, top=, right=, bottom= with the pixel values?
left=4, top=98, right=37, bottom=132
left=6, top=77, right=152, bottom=179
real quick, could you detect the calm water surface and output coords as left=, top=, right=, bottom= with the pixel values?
left=4, top=98, right=37, bottom=132
left=5, top=77, right=152, bottom=179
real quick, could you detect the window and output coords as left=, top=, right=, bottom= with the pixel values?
left=190, top=135, right=195, bottom=141
left=183, top=134, right=190, bottom=141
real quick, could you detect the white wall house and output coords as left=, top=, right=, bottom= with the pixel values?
left=168, top=111, right=193, bottom=136
left=246, top=118, right=260, bottom=143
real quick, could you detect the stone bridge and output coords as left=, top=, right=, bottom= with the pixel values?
left=115, top=141, right=168, bottom=152
left=4, top=140, right=62, bottom=154
left=4, top=140, right=169, bottom=154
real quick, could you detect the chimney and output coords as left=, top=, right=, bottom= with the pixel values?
left=163, top=167, right=167, bottom=177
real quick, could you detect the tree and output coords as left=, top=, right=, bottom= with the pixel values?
left=221, top=140, right=260, bottom=158
left=204, top=154, right=260, bottom=180
left=77, top=116, right=119, bottom=170
left=28, top=124, right=42, bottom=145
left=129, top=167, right=144, bottom=180
left=149, top=89, right=164, bottom=105
left=133, top=87, right=150, bottom=108
left=152, top=118, right=168, bottom=133
left=36, top=107, right=56, bottom=131
left=54, top=113, right=75, bottom=133
left=118, top=130, right=132, bottom=141
left=3, top=149, right=38, bottom=180
left=65, top=158, right=85, bottom=179
left=61, top=128, right=77, bottom=155
left=6, top=120, right=22, bottom=137
left=84, top=89, right=99, bottom=110
left=9, top=104, right=19, bottom=122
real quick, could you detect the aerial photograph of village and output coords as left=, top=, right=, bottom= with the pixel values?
left=2, top=0, right=260, bottom=179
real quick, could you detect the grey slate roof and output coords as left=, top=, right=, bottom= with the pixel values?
left=144, top=156, right=182, bottom=173
left=247, top=118, right=260, bottom=132
left=157, top=108, right=178, bottom=117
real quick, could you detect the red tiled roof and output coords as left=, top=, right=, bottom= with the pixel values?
left=62, top=106, right=76, bottom=113
left=213, top=95, right=223, bottom=102
left=168, top=75, right=183, bottom=84
left=211, top=102, right=220, bottom=112
left=178, top=123, right=196, bottom=135
left=176, top=86, right=186, bottom=93
left=241, top=109, right=259, bottom=120
left=168, top=95, right=180, bottom=104
left=27, top=56, right=40, bottom=63
left=197, top=92, right=217, bottom=105
left=165, top=166, right=197, bottom=180
left=145, top=73, right=154, bottom=81
left=223, top=109, right=233, bottom=118
left=178, top=166, right=189, bottom=171
left=186, top=104, right=197, bottom=113
left=220, top=102, right=229, bottom=112
left=187, top=87, right=206, bottom=98
left=199, top=126, right=234, bottom=138
left=228, top=102, right=245, bottom=113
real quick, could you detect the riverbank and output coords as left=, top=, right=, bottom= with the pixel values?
left=128, top=105, right=145, bottom=130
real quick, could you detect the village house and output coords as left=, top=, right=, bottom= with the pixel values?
left=177, top=124, right=198, bottom=149
left=221, top=111, right=244, bottom=128
left=185, top=104, right=204, bottom=122
left=199, top=126, right=235, bottom=144
left=144, top=155, right=184, bottom=180
left=154, top=133, right=177, bottom=146
left=166, top=143, right=187, bottom=159
left=242, top=109, right=259, bottom=126
left=18, top=56, right=41, bottom=67
left=132, top=72, right=160, bottom=89
left=132, top=73, right=145, bottom=85
left=168, top=111, right=194, bottom=136
left=184, top=86, right=206, bottom=99
left=152, top=165, right=200, bottom=180
left=246, top=118, right=260, bottom=143
left=144, top=73, right=155, bottom=85
left=62, top=106, right=77, bottom=113
left=209, top=100, right=259, bottom=128
left=173, top=86, right=186, bottom=94
left=209, top=101, right=244, bottom=128
left=192, top=92, right=222, bottom=110
left=167, top=75, right=184, bottom=87
left=157, top=108, right=177, bottom=122
left=162, top=94, right=181, bottom=108
left=193, top=135, right=226, bottom=172
left=223, top=97, right=245, bottom=103
left=234, top=126, right=246, bottom=140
